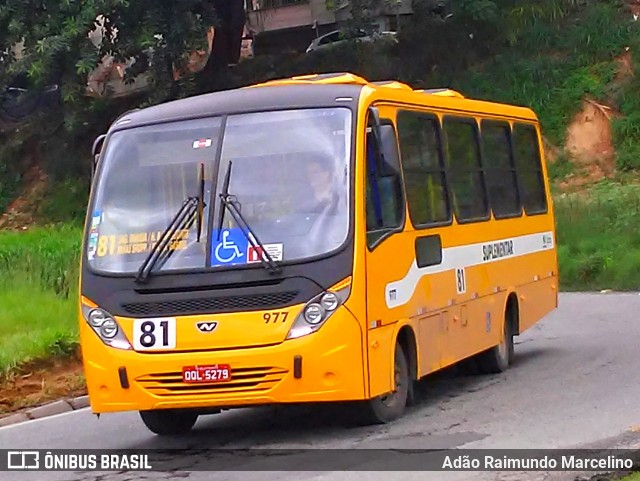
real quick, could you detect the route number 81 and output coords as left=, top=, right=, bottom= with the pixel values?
left=456, top=268, right=467, bottom=294
left=133, top=318, right=176, bottom=351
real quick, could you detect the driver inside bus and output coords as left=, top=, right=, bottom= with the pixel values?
left=303, top=154, right=338, bottom=214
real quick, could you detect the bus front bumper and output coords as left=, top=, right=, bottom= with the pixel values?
left=80, top=309, right=366, bottom=414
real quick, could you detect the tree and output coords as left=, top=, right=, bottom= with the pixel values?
left=395, top=0, right=588, bottom=83
left=0, top=0, right=246, bottom=182
left=0, top=1, right=247, bottom=111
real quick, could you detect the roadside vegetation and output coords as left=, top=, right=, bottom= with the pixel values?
left=0, top=225, right=80, bottom=374
left=452, top=2, right=636, bottom=157
left=556, top=182, right=640, bottom=291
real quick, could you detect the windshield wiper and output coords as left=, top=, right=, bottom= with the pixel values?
left=196, top=162, right=205, bottom=242
left=216, top=161, right=281, bottom=275
left=135, top=163, right=207, bottom=284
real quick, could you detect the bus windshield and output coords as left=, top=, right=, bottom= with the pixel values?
left=87, top=107, right=352, bottom=274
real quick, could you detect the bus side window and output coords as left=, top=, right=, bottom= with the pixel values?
left=513, top=124, right=548, bottom=215
left=396, top=111, right=450, bottom=227
left=365, top=121, right=404, bottom=247
left=442, top=117, right=489, bottom=222
left=481, top=120, right=521, bottom=219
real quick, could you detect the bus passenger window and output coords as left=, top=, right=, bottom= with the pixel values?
left=513, top=124, right=548, bottom=215
left=443, top=117, right=488, bottom=222
left=481, top=121, right=521, bottom=218
left=365, top=123, right=404, bottom=247
left=397, top=111, right=450, bottom=227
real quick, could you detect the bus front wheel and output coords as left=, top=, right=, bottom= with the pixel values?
left=139, top=409, right=198, bottom=436
left=361, top=343, right=409, bottom=424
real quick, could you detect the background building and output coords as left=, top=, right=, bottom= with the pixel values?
left=246, top=0, right=413, bottom=55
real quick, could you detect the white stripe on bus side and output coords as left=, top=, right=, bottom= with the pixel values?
left=384, top=231, right=555, bottom=309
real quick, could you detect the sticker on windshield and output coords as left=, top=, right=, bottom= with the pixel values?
left=248, top=243, right=283, bottom=264
left=93, top=230, right=189, bottom=257
left=193, top=138, right=213, bottom=149
left=87, top=233, right=99, bottom=260
left=210, top=229, right=248, bottom=267
left=87, top=212, right=102, bottom=260
left=91, top=211, right=102, bottom=227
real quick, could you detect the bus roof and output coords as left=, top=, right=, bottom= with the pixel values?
left=111, top=72, right=537, bottom=131
left=246, top=73, right=537, bottom=121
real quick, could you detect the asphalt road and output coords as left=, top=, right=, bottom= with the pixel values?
left=2, top=293, right=640, bottom=481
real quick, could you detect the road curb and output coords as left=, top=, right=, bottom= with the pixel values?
left=69, top=395, right=90, bottom=410
left=0, top=395, right=89, bottom=428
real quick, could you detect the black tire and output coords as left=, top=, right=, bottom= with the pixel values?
left=361, top=343, right=410, bottom=424
left=139, top=409, right=198, bottom=436
left=477, top=310, right=515, bottom=374
left=406, top=379, right=418, bottom=407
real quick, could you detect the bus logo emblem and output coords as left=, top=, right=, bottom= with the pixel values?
left=193, top=138, right=212, bottom=149
left=196, top=321, right=218, bottom=333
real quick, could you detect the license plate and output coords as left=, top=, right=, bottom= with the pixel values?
left=182, top=364, right=231, bottom=384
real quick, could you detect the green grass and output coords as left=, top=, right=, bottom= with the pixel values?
left=612, top=69, right=640, bottom=170
left=619, top=473, right=640, bottom=481
left=0, top=224, right=82, bottom=296
left=555, top=182, right=640, bottom=291
left=0, top=282, right=77, bottom=375
left=548, top=151, right=576, bottom=184
left=0, top=224, right=82, bottom=375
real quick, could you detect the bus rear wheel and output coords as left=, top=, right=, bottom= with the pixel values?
left=361, top=343, right=409, bottom=424
left=139, top=409, right=198, bottom=436
left=477, top=311, right=515, bottom=374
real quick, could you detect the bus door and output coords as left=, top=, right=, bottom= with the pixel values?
left=363, top=113, right=408, bottom=397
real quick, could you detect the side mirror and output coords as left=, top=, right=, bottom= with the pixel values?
left=368, top=106, right=382, bottom=129
left=378, top=124, right=401, bottom=177
left=92, top=134, right=106, bottom=158
left=367, top=106, right=401, bottom=177
left=91, top=134, right=106, bottom=179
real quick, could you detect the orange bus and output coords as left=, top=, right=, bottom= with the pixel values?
left=80, top=73, right=558, bottom=435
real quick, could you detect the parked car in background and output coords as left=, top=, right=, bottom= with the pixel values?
left=306, top=29, right=397, bottom=54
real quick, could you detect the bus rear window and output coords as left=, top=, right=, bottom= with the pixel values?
left=513, top=124, right=547, bottom=215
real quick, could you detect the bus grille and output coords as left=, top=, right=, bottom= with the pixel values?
left=136, top=366, right=288, bottom=397
left=122, top=291, right=298, bottom=317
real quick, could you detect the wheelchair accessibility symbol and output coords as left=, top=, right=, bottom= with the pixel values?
left=211, top=229, right=248, bottom=267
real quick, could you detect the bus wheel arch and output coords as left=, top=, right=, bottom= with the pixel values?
left=505, top=291, right=520, bottom=337
left=396, top=325, right=418, bottom=406
left=360, top=326, right=414, bottom=424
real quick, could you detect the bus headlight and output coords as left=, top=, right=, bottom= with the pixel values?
left=320, top=292, right=339, bottom=311
left=304, top=303, right=324, bottom=325
left=88, top=309, right=108, bottom=327
left=100, top=319, right=119, bottom=338
left=287, top=284, right=350, bottom=340
left=81, top=303, right=132, bottom=350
